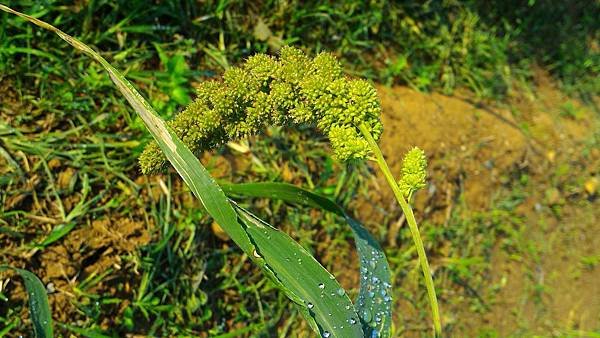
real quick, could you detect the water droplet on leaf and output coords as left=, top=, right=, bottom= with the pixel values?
left=361, top=309, right=372, bottom=322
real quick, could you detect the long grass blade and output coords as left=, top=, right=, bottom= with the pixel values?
left=235, top=205, right=364, bottom=336
left=0, top=266, right=53, bottom=338
left=223, top=182, right=393, bottom=337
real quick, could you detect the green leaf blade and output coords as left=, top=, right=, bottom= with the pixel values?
left=223, top=182, right=393, bottom=337
left=0, top=266, right=53, bottom=338
left=37, top=222, right=76, bottom=248
left=236, top=207, right=363, bottom=337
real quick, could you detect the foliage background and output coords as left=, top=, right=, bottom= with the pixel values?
left=0, top=0, right=598, bottom=337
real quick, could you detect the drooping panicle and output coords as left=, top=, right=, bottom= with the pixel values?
left=139, top=47, right=383, bottom=174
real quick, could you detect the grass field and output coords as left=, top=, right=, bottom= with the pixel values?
left=1, top=1, right=599, bottom=337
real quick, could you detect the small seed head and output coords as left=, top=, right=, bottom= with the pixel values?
left=398, top=147, right=428, bottom=197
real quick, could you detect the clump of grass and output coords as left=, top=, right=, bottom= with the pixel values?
left=6, top=1, right=595, bottom=101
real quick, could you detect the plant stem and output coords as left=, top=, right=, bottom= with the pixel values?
left=359, top=123, right=442, bottom=337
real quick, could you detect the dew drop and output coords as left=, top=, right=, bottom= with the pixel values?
left=322, top=331, right=331, bottom=338
left=361, top=309, right=372, bottom=322
left=307, top=302, right=314, bottom=309
left=349, top=317, right=357, bottom=324
left=337, top=288, right=345, bottom=296
left=318, top=283, right=325, bottom=289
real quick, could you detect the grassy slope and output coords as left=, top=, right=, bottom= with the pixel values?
left=0, top=1, right=598, bottom=336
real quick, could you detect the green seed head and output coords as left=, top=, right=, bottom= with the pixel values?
left=244, top=53, right=277, bottom=86
left=398, top=147, right=428, bottom=198
left=328, top=126, right=371, bottom=161
left=277, top=46, right=312, bottom=85
left=139, top=47, right=383, bottom=174
left=312, top=52, right=343, bottom=81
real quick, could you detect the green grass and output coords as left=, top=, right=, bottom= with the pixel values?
left=0, top=1, right=598, bottom=337
left=2, top=1, right=597, bottom=97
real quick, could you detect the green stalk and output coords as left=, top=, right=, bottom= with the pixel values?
left=359, top=123, right=442, bottom=337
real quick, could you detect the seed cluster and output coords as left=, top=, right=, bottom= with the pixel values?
left=139, top=46, right=382, bottom=174
left=397, top=147, right=428, bottom=197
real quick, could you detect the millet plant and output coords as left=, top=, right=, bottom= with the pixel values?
left=1, top=5, right=441, bottom=338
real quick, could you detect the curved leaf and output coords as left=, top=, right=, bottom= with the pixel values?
left=236, top=205, right=363, bottom=337
left=0, top=266, right=53, bottom=338
left=223, top=182, right=393, bottom=337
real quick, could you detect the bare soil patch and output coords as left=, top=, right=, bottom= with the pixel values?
left=353, top=72, right=599, bottom=335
